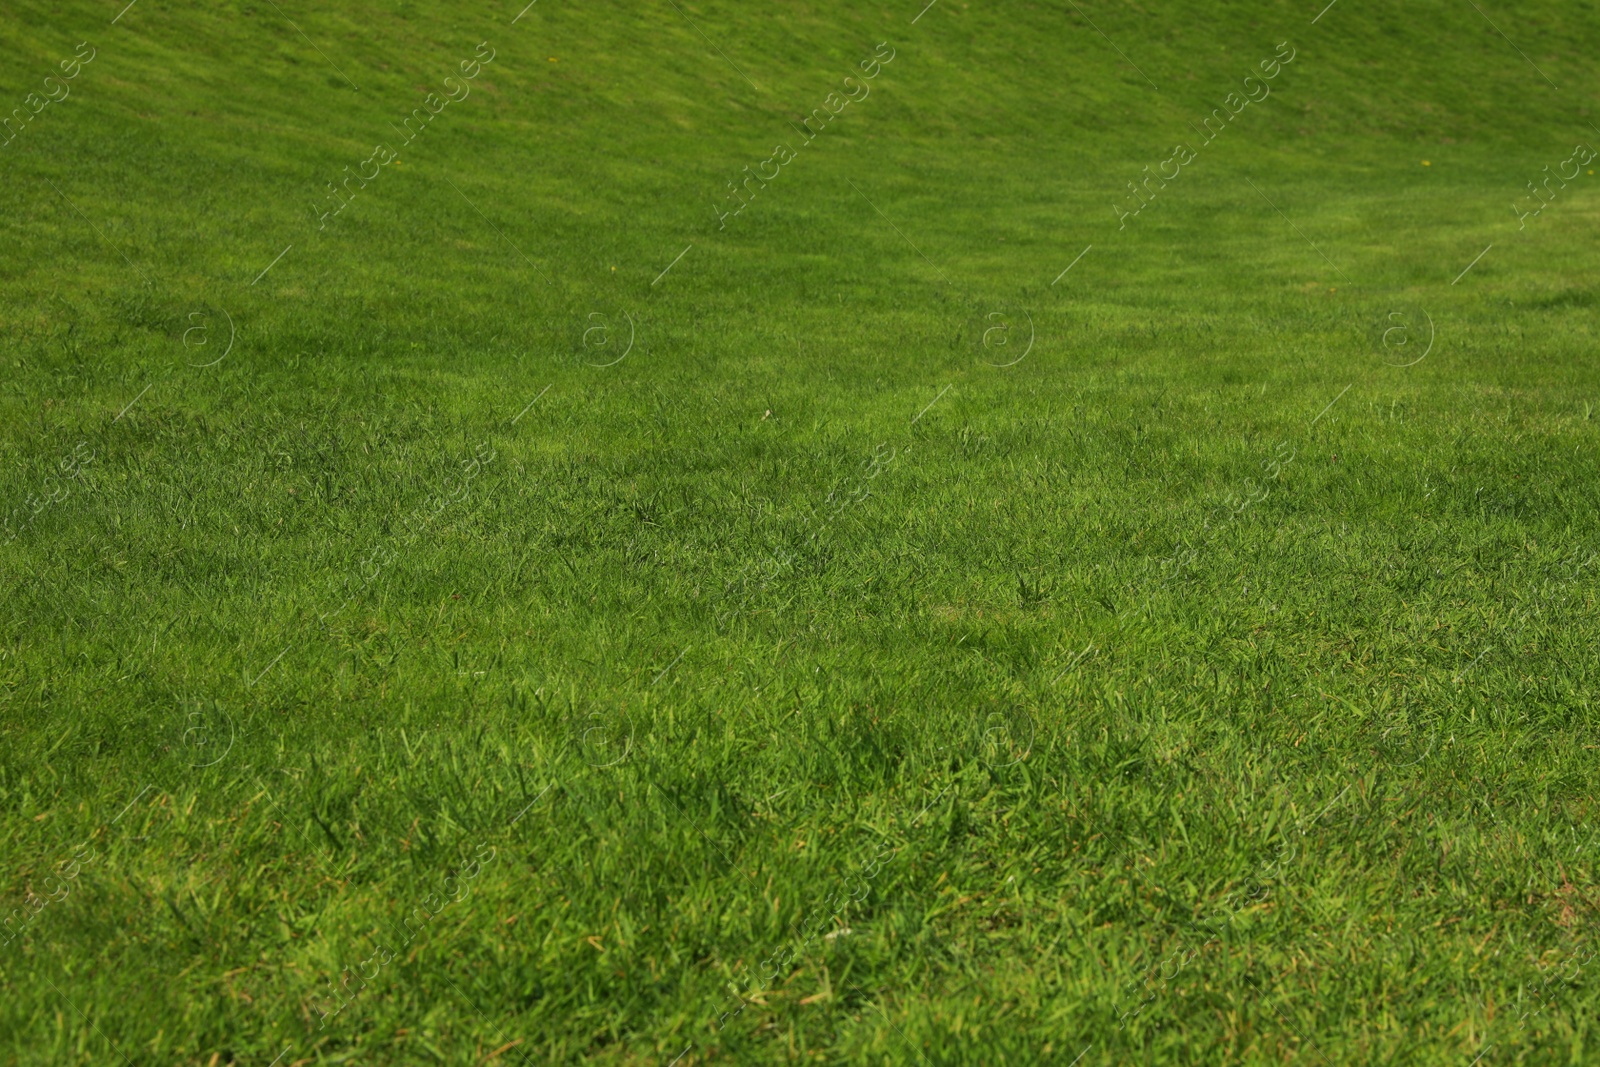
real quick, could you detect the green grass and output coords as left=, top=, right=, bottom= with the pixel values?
left=2, top=0, right=1599, bottom=1063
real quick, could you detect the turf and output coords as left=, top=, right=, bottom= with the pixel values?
left=1, top=0, right=1598, bottom=1063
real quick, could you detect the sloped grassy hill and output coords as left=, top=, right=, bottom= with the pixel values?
left=1, top=0, right=1597, bottom=1063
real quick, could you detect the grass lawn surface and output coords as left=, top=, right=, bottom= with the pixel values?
left=1, top=0, right=1598, bottom=1063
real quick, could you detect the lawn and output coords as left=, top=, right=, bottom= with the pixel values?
left=1, top=0, right=1598, bottom=1063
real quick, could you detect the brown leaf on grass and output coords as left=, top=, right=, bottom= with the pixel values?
left=483, top=1039, right=523, bottom=1062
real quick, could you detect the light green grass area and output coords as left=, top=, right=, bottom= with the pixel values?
left=1, top=0, right=1598, bottom=1063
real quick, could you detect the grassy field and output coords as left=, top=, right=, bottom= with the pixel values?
left=2, top=0, right=1598, bottom=1063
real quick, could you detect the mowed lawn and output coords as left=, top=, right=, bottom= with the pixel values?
left=1, top=0, right=1598, bottom=1063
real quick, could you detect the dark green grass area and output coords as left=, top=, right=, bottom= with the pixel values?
left=2, top=0, right=1598, bottom=1063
